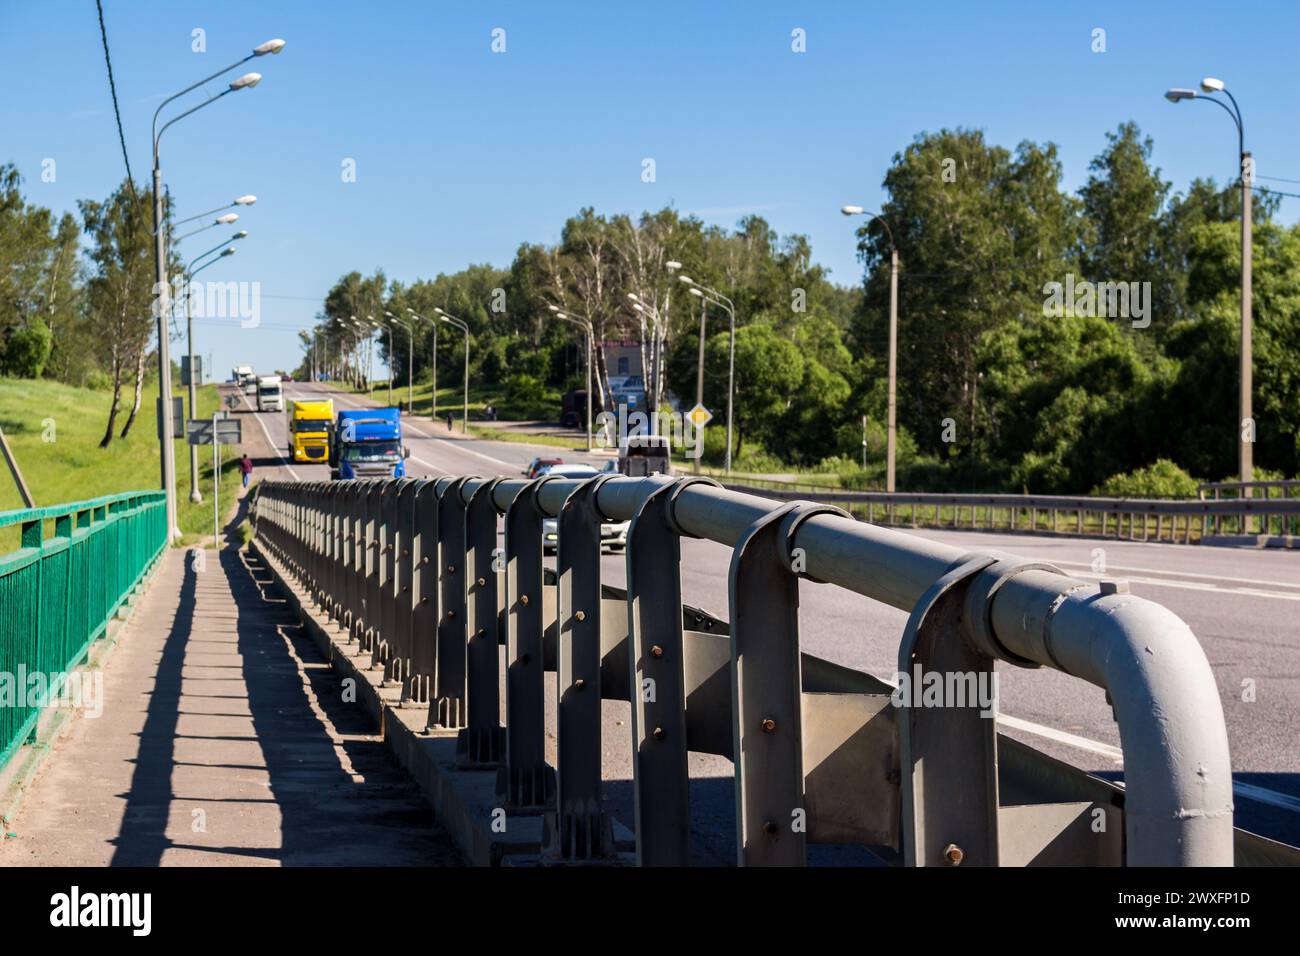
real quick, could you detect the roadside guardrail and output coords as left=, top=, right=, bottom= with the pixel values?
left=247, top=475, right=1281, bottom=866
left=722, top=480, right=1299, bottom=544
left=0, top=491, right=166, bottom=768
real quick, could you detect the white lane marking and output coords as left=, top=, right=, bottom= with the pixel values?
left=416, top=437, right=517, bottom=470
left=410, top=457, right=449, bottom=475
left=997, top=714, right=1124, bottom=763
left=239, top=389, right=301, bottom=480
left=1052, top=559, right=1300, bottom=592
left=1064, top=569, right=1300, bottom=602
left=998, top=714, right=1300, bottom=813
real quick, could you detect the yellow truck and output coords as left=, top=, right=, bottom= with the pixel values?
left=288, top=399, right=334, bottom=463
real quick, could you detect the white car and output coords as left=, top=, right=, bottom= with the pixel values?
left=540, top=463, right=630, bottom=553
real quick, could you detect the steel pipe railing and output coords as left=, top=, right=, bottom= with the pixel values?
left=250, top=474, right=1236, bottom=867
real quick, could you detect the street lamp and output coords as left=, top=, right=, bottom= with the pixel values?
left=674, top=276, right=737, bottom=474
left=841, top=206, right=899, bottom=492
left=150, top=38, right=282, bottom=540
left=547, top=304, right=594, bottom=450
left=182, top=232, right=246, bottom=502
left=407, top=307, right=437, bottom=420
left=366, top=313, right=396, bottom=407
left=1165, top=76, right=1253, bottom=490
left=385, top=310, right=417, bottom=414
left=435, top=308, right=470, bottom=433
left=170, top=195, right=256, bottom=233
left=170, top=212, right=240, bottom=244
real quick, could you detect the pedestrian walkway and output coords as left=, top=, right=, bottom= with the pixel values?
left=0, top=544, right=460, bottom=866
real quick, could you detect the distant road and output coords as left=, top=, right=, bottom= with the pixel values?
left=234, top=381, right=1300, bottom=850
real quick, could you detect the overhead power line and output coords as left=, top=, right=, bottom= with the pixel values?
left=94, top=0, right=135, bottom=194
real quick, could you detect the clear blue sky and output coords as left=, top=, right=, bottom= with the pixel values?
left=2, top=0, right=1297, bottom=378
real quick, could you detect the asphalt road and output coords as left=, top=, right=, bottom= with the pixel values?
left=235, top=382, right=1300, bottom=856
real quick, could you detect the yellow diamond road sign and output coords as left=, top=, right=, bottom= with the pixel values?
left=687, top=403, right=712, bottom=429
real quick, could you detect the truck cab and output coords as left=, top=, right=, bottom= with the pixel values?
left=619, top=434, right=673, bottom=476
left=289, top=398, right=334, bottom=462
left=330, top=407, right=409, bottom=479
left=256, top=375, right=284, bottom=412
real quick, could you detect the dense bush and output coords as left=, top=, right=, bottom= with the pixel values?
left=1091, top=459, right=1201, bottom=499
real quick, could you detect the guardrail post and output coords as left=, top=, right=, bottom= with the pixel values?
left=498, top=476, right=558, bottom=809
left=387, top=479, right=419, bottom=687
left=431, top=477, right=471, bottom=730
left=374, top=479, right=403, bottom=675
left=626, top=476, right=718, bottom=866
left=545, top=474, right=617, bottom=860
left=405, top=478, right=438, bottom=705
left=344, top=481, right=366, bottom=640
left=898, top=554, right=1002, bottom=867
left=728, top=501, right=848, bottom=866
left=457, top=478, right=505, bottom=765
left=361, top=481, right=384, bottom=655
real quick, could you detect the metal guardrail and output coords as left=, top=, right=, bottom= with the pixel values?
left=1197, top=480, right=1300, bottom=536
left=723, top=481, right=1300, bottom=543
left=0, top=491, right=167, bottom=768
left=252, top=475, right=1238, bottom=866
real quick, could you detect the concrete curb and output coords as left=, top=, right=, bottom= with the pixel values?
left=249, top=538, right=568, bottom=866
left=0, top=552, right=166, bottom=833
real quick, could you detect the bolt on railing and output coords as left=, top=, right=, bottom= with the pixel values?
left=251, top=475, right=1235, bottom=866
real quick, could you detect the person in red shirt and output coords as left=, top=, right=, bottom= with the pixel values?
left=239, top=454, right=253, bottom=488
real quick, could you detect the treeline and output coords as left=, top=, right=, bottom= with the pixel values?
left=305, top=121, right=1299, bottom=493
left=0, top=166, right=162, bottom=446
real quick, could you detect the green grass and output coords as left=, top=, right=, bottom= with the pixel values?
left=0, top=376, right=244, bottom=547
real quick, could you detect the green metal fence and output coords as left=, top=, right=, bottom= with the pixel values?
left=0, top=490, right=167, bottom=769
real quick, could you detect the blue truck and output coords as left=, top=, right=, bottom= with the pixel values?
left=329, top=407, right=409, bottom=479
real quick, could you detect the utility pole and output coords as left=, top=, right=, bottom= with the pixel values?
left=1240, top=150, right=1253, bottom=491
left=887, top=246, right=899, bottom=494
left=694, top=293, right=706, bottom=474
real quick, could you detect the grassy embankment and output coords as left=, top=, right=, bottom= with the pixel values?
left=0, top=377, right=245, bottom=549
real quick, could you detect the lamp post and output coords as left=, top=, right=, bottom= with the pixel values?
left=183, top=233, right=245, bottom=502
left=346, top=315, right=376, bottom=394
left=627, top=292, right=668, bottom=437
left=841, top=206, right=898, bottom=492
left=407, top=308, right=436, bottom=420
left=547, top=304, right=594, bottom=451
left=151, top=38, right=282, bottom=540
left=385, top=311, right=416, bottom=414
left=366, top=313, right=395, bottom=407
left=673, top=277, right=736, bottom=474
left=435, top=308, right=470, bottom=433
left=1165, top=78, right=1253, bottom=491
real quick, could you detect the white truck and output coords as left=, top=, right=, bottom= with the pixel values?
left=234, top=365, right=257, bottom=395
left=256, top=375, right=284, bottom=412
